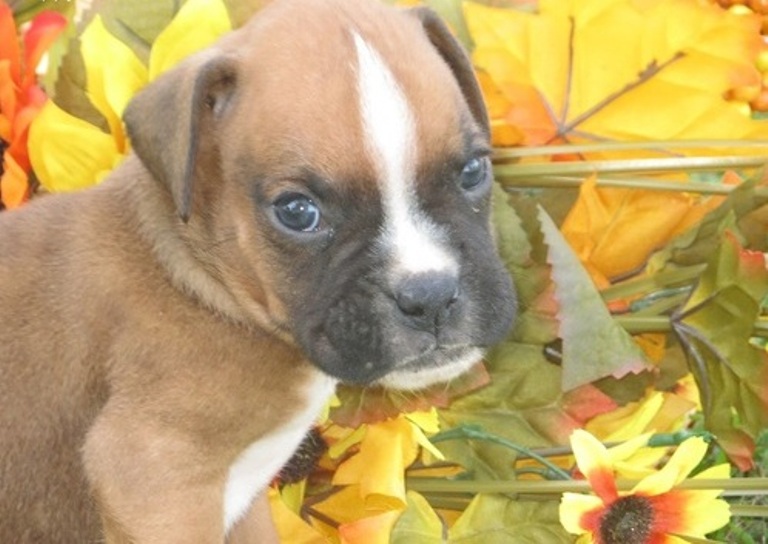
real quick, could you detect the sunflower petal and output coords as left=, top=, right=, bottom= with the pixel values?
left=650, top=489, right=731, bottom=537
left=80, top=16, right=147, bottom=146
left=631, top=436, right=708, bottom=496
left=570, top=429, right=618, bottom=502
left=148, top=0, right=231, bottom=80
left=559, top=492, right=603, bottom=535
left=28, top=100, right=123, bottom=192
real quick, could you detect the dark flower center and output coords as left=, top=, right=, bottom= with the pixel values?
left=599, top=495, right=654, bottom=544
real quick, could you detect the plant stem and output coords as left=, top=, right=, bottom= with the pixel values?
left=406, top=477, right=768, bottom=498
left=494, top=156, right=768, bottom=180
left=493, top=140, right=768, bottom=159
left=430, top=425, right=572, bottom=480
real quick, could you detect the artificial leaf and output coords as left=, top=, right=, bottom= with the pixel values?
left=267, top=487, right=327, bottom=544
left=538, top=205, right=651, bottom=390
left=437, top=192, right=618, bottom=478
left=330, top=363, right=489, bottom=427
left=464, top=0, right=768, bottom=146
left=448, top=494, right=571, bottom=543
left=333, top=414, right=445, bottom=513
left=647, top=174, right=768, bottom=273
left=561, top=174, right=727, bottom=284
left=390, top=491, right=445, bottom=544
left=672, top=233, right=768, bottom=470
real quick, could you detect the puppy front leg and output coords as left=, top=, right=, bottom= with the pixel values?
left=84, top=413, right=227, bottom=544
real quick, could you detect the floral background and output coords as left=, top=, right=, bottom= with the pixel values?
left=2, top=0, right=768, bottom=542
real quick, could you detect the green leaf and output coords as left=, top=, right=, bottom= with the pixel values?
left=390, top=491, right=445, bottom=544
left=448, top=494, right=572, bottom=543
left=672, top=233, right=768, bottom=471
left=647, top=176, right=768, bottom=273
left=436, top=192, right=617, bottom=478
left=97, top=0, right=185, bottom=64
left=537, top=205, right=650, bottom=391
left=329, top=363, right=490, bottom=428
left=10, top=0, right=75, bottom=24
left=223, top=0, right=266, bottom=27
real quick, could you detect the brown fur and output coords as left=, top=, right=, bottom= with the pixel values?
left=0, top=0, right=503, bottom=542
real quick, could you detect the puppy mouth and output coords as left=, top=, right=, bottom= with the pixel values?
left=373, top=344, right=484, bottom=391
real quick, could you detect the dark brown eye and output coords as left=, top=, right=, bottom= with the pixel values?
left=273, top=193, right=321, bottom=232
left=459, top=157, right=489, bottom=191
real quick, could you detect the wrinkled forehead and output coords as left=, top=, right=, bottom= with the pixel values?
left=224, top=1, right=480, bottom=187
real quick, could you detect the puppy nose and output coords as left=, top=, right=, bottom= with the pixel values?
left=395, top=273, right=460, bottom=330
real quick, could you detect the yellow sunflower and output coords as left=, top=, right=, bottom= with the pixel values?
left=560, top=429, right=731, bottom=544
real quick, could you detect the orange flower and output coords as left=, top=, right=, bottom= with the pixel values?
left=0, top=2, right=66, bottom=208
left=560, top=430, right=731, bottom=544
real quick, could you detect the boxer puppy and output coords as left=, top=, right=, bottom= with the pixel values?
left=0, top=0, right=516, bottom=541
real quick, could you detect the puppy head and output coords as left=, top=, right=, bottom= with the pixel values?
left=124, top=0, right=516, bottom=391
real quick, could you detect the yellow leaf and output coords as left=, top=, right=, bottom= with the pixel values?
left=333, top=417, right=420, bottom=512
left=464, top=0, right=768, bottom=145
left=268, top=487, right=328, bottom=544
left=339, top=510, right=402, bottom=544
left=28, top=100, right=124, bottom=192
left=149, top=0, right=231, bottom=80
left=560, top=175, right=725, bottom=281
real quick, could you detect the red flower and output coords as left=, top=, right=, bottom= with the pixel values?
left=0, top=2, right=66, bottom=208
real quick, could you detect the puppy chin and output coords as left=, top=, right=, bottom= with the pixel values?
left=374, top=346, right=484, bottom=391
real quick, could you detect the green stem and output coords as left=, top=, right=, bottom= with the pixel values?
left=494, top=156, right=768, bottom=179
left=406, top=477, right=768, bottom=498
left=493, top=140, right=768, bottom=160
left=730, top=505, right=768, bottom=518
left=613, top=315, right=673, bottom=333
left=600, top=265, right=706, bottom=301
left=430, top=425, right=572, bottom=480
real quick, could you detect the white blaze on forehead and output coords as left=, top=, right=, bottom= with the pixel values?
left=352, top=32, right=457, bottom=275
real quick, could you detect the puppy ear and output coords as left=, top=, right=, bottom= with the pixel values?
left=124, top=52, right=237, bottom=221
left=410, top=8, right=489, bottom=135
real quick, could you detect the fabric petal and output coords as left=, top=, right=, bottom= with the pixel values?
left=148, top=0, right=231, bottom=80
left=22, top=11, right=68, bottom=88
left=28, top=100, right=123, bottom=192
left=631, top=436, right=708, bottom=496
left=0, top=60, right=17, bottom=132
left=649, top=489, right=731, bottom=537
left=0, top=3, right=20, bottom=84
left=570, top=429, right=619, bottom=502
left=80, top=16, right=147, bottom=147
left=1, top=152, right=29, bottom=209
left=559, top=492, right=604, bottom=535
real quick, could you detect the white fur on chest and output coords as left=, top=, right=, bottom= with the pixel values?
left=223, top=372, right=336, bottom=533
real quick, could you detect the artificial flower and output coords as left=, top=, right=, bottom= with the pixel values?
left=303, top=410, right=443, bottom=542
left=560, top=429, right=731, bottom=544
left=0, top=2, right=66, bottom=207
left=28, top=0, right=230, bottom=192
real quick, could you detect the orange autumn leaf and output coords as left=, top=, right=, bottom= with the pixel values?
left=560, top=174, right=726, bottom=283
left=465, top=0, right=768, bottom=146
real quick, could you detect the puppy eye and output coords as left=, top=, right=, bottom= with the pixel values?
left=459, top=157, right=489, bottom=191
left=273, top=193, right=322, bottom=232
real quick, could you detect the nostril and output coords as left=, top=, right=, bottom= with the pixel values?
left=394, top=273, right=460, bottom=328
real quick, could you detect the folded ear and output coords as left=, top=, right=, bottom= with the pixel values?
left=410, top=8, right=489, bottom=136
left=124, top=52, right=238, bottom=221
